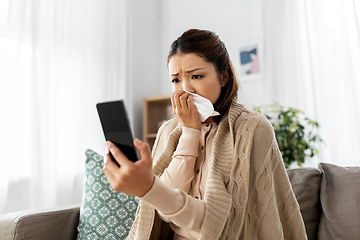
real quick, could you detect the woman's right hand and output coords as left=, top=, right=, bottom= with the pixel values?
left=103, top=139, right=154, bottom=197
left=171, top=90, right=201, bottom=130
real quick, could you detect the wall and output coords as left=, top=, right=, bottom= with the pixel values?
left=158, top=0, right=265, bottom=107
left=127, top=0, right=162, bottom=138
left=128, top=0, right=265, bottom=139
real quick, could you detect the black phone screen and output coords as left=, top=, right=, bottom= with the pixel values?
left=96, top=100, right=139, bottom=164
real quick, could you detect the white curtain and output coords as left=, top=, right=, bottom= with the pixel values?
left=0, top=0, right=128, bottom=214
left=262, top=0, right=360, bottom=167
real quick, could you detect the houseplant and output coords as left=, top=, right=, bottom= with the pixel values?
left=255, top=103, right=323, bottom=168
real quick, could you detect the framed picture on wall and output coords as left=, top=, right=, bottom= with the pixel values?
left=235, top=39, right=263, bottom=82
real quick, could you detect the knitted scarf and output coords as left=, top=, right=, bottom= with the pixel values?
left=127, top=101, right=307, bottom=240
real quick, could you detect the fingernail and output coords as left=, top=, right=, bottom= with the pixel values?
left=134, top=138, right=141, bottom=144
left=105, top=141, right=110, bottom=148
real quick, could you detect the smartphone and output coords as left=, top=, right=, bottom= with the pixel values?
left=96, top=100, right=139, bottom=165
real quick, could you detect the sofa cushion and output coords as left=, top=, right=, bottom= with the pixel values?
left=77, top=149, right=139, bottom=240
left=287, top=167, right=322, bottom=240
left=0, top=205, right=80, bottom=240
left=318, top=163, right=360, bottom=240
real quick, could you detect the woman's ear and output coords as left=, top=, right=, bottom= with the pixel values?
left=221, top=71, right=229, bottom=87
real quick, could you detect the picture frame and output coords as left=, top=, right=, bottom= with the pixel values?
left=235, top=39, right=263, bottom=82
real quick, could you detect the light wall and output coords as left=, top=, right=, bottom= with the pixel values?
left=159, top=0, right=264, bottom=103
left=127, top=0, right=162, bottom=138
left=129, top=0, right=265, bottom=138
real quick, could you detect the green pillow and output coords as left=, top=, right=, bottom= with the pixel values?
left=77, top=149, right=139, bottom=240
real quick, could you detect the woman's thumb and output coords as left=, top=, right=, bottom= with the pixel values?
left=134, top=138, right=152, bottom=162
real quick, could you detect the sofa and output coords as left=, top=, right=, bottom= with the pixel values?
left=1, top=162, right=359, bottom=240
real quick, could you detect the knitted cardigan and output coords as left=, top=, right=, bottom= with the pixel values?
left=127, top=101, right=307, bottom=240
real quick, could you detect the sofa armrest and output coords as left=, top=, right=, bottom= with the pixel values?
left=0, top=204, right=80, bottom=240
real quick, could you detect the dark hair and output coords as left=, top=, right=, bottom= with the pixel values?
left=167, top=29, right=239, bottom=119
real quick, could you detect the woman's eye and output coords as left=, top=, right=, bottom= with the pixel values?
left=191, top=75, right=202, bottom=80
left=171, top=78, right=180, bottom=83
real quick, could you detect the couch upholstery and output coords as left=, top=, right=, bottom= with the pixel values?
left=0, top=204, right=80, bottom=240
left=287, top=167, right=322, bottom=239
left=287, top=163, right=360, bottom=240
left=1, top=163, right=359, bottom=240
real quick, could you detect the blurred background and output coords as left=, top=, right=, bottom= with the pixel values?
left=0, top=0, right=359, bottom=215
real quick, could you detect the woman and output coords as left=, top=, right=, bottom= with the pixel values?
left=103, top=29, right=307, bottom=240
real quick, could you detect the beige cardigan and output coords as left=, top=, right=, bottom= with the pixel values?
left=127, top=101, right=307, bottom=240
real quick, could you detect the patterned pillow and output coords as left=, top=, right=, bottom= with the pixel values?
left=77, top=149, right=139, bottom=240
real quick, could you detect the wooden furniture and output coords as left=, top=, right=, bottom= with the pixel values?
left=143, top=94, right=172, bottom=149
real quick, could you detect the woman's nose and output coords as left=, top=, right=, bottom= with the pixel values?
left=183, top=80, right=195, bottom=93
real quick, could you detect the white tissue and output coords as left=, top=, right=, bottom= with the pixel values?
left=183, top=89, right=220, bottom=122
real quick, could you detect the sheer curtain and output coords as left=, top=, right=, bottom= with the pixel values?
left=0, top=0, right=128, bottom=214
left=262, top=0, right=360, bottom=167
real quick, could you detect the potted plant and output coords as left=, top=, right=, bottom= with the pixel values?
left=255, top=103, right=323, bottom=168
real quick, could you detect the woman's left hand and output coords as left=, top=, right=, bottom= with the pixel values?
left=103, top=139, right=154, bottom=197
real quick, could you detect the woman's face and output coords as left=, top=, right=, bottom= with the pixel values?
left=168, top=53, right=225, bottom=105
